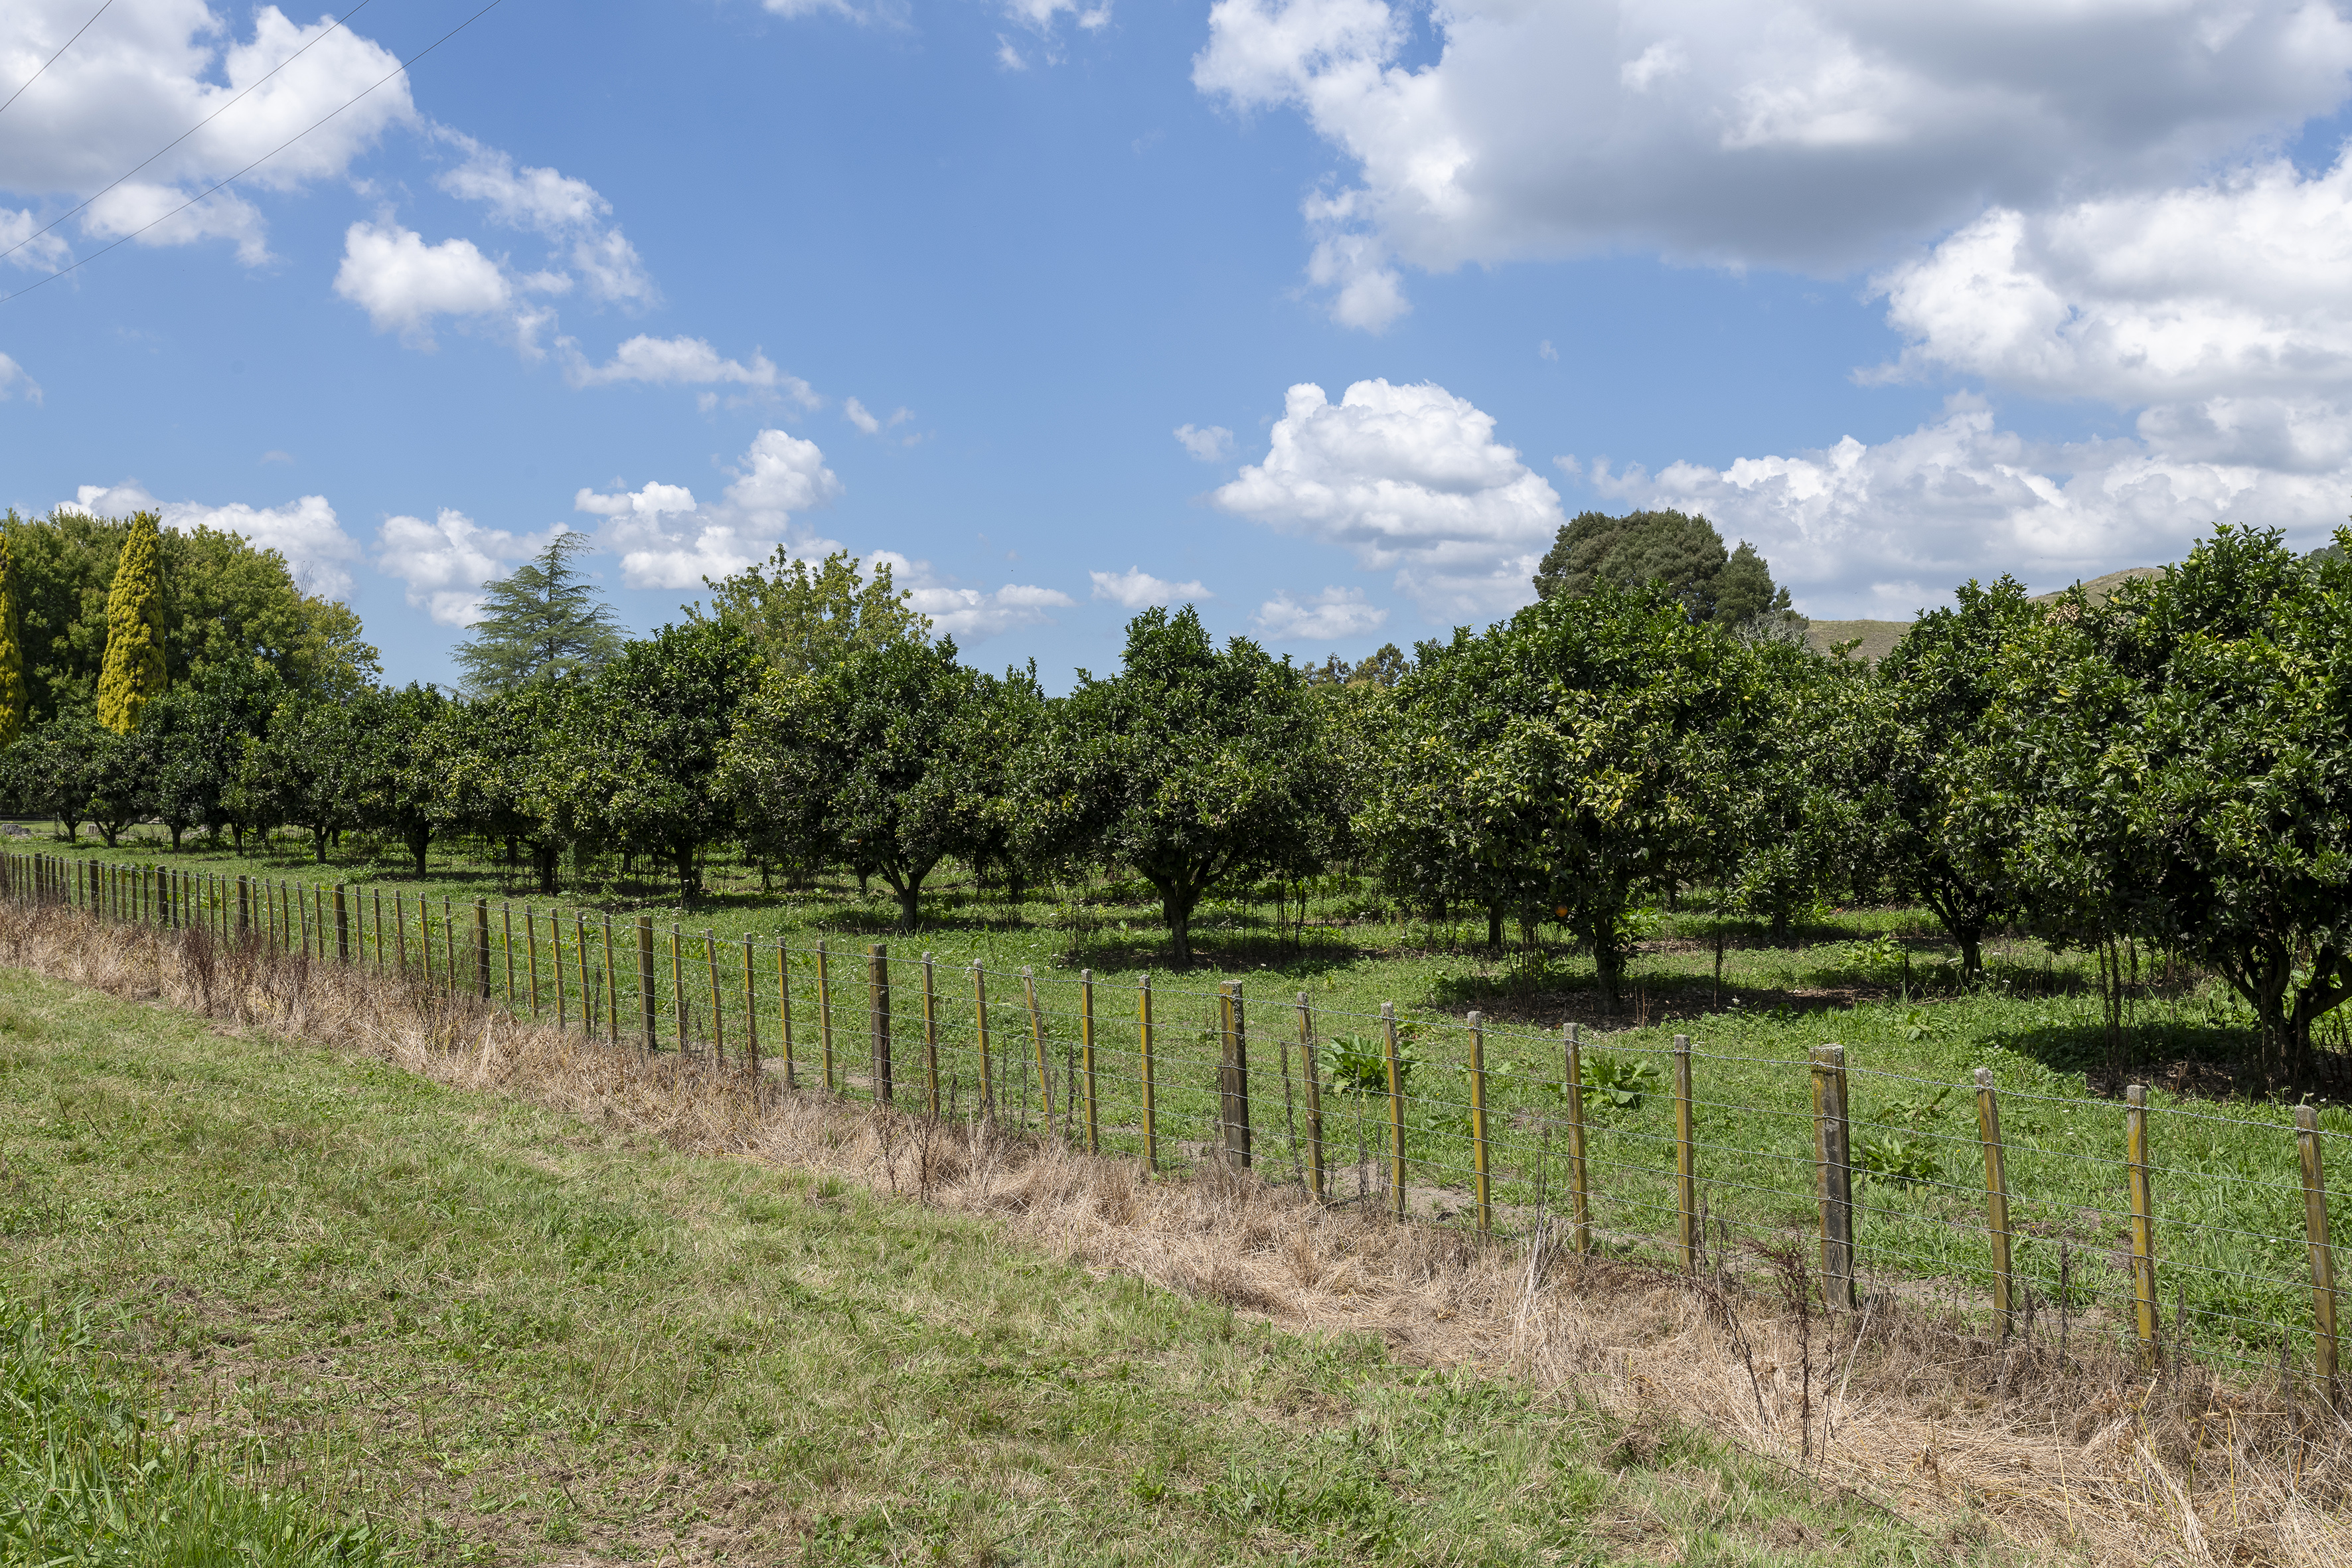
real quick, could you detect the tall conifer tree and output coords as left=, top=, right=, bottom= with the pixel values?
left=0, top=532, right=25, bottom=746
left=96, top=512, right=168, bottom=733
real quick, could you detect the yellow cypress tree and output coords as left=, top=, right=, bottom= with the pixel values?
left=96, top=511, right=168, bottom=734
left=0, top=530, right=25, bottom=747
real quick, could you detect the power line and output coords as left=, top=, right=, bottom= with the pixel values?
left=0, top=1, right=116, bottom=121
left=0, top=0, right=380, bottom=269
left=0, top=0, right=511, bottom=307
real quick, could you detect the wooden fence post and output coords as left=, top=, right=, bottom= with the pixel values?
left=2126, top=1084, right=2161, bottom=1366
left=473, top=900, right=491, bottom=999
left=1138, top=974, right=1156, bottom=1170
left=868, top=943, right=893, bottom=1104
left=1563, top=1024, right=1592, bottom=1255
left=1219, top=981, right=1251, bottom=1170
left=335, top=884, right=349, bottom=962
left=419, top=895, right=433, bottom=986
left=554, top=913, right=570, bottom=1029
left=1296, top=990, right=1324, bottom=1204
left=816, top=940, right=835, bottom=1091
left=637, top=915, right=658, bottom=1052
left=503, top=904, right=516, bottom=1001
left=1079, top=969, right=1097, bottom=1154
left=1022, top=966, right=1052, bottom=1127
left=1974, top=1067, right=2014, bottom=1336
left=602, top=915, right=619, bottom=1046
left=776, top=943, right=795, bottom=1089
left=742, top=938, right=759, bottom=1085
left=236, top=875, right=250, bottom=935
left=1813, top=1044, right=1856, bottom=1309
left=972, top=960, right=992, bottom=1118
left=1674, top=1034, right=1697, bottom=1276
left=2297, top=1105, right=2341, bottom=1411
left=921, top=952, right=939, bottom=1116
left=525, top=909, right=540, bottom=1017
left=1467, top=1010, right=1492, bottom=1233
left=706, top=931, right=726, bottom=1066
left=1382, top=1002, right=1406, bottom=1220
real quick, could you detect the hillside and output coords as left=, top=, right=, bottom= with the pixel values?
left=1802, top=566, right=2160, bottom=661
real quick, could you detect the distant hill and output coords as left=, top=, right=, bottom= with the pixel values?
left=1802, top=619, right=1911, bottom=661
left=1800, top=567, right=2159, bottom=661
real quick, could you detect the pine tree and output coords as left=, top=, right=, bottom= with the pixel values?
left=0, top=530, right=26, bottom=747
left=96, top=512, right=167, bottom=734
left=453, top=532, right=625, bottom=694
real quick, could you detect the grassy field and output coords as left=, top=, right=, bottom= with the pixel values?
left=27, top=824, right=2352, bottom=1383
left=0, top=957, right=1992, bottom=1565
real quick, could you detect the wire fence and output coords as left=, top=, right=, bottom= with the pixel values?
left=15, top=849, right=2347, bottom=1407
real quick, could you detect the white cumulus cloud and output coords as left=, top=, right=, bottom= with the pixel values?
left=373, top=509, right=566, bottom=626
left=1192, top=0, right=2352, bottom=327
left=333, top=221, right=510, bottom=343
left=62, top=479, right=359, bottom=598
left=1253, top=586, right=1386, bottom=641
left=0, top=3, right=415, bottom=266
left=576, top=428, right=845, bottom=589
left=434, top=131, right=658, bottom=309
left=1597, top=394, right=2352, bottom=617
left=873, top=552, right=1077, bottom=641
left=1090, top=566, right=1210, bottom=609
left=564, top=335, right=815, bottom=404
left=1210, top=378, right=1563, bottom=617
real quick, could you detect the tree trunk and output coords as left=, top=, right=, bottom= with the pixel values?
left=1957, top=927, right=1984, bottom=980
left=406, top=829, right=430, bottom=878
left=534, top=842, right=560, bottom=898
left=505, top=836, right=518, bottom=869
left=895, top=875, right=924, bottom=933
left=1486, top=900, right=1504, bottom=949
left=168, top=823, right=184, bottom=851
left=314, top=828, right=329, bottom=864
left=675, top=843, right=698, bottom=900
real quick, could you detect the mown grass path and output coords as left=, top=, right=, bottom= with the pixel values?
left=0, top=964, right=1982, bottom=1565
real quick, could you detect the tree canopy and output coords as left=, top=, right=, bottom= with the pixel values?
left=692, top=547, right=931, bottom=676
left=451, top=532, right=625, bottom=694
left=1, top=508, right=378, bottom=724
left=1532, top=509, right=1800, bottom=634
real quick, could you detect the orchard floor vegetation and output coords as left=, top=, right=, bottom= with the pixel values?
left=0, top=917, right=1981, bottom=1567
left=29, top=827, right=2352, bottom=1370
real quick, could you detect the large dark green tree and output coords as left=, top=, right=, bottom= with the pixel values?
left=1021, top=607, right=1336, bottom=966
left=1532, top=509, right=1799, bottom=633
left=232, top=693, right=380, bottom=862
left=2, top=711, right=104, bottom=839
left=451, top=533, right=625, bottom=694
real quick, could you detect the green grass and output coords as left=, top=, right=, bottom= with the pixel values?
left=1, top=1296, right=398, bottom=1567
left=28, top=824, right=2349, bottom=1382
left=0, top=961, right=1982, bottom=1565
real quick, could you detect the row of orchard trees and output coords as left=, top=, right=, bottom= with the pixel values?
left=6, top=508, right=2351, bottom=1079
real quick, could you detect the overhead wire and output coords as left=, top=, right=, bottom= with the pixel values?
left=1, top=0, right=505, bottom=307
left=1, top=0, right=380, bottom=268
left=0, top=0, right=116, bottom=121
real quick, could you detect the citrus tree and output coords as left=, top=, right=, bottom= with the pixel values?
left=1020, top=607, right=1336, bottom=966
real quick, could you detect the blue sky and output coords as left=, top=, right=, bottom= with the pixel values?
left=7, top=1, right=2352, bottom=690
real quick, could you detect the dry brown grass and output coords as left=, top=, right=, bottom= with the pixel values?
left=10, top=896, right=2351, bottom=1567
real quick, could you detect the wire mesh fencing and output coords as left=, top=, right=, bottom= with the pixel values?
left=14, top=848, right=2347, bottom=1407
